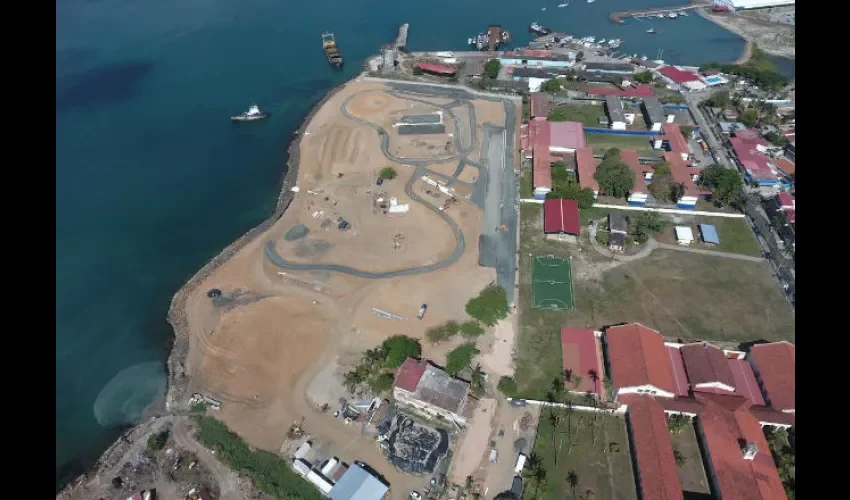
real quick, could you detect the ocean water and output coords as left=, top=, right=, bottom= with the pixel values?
left=55, top=0, right=774, bottom=490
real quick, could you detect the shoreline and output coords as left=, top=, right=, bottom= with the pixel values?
left=695, top=7, right=795, bottom=62
left=58, top=72, right=362, bottom=497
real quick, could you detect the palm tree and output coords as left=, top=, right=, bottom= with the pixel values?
left=525, top=460, right=547, bottom=499
left=567, top=470, right=579, bottom=499
left=465, top=475, right=474, bottom=493
left=342, top=371, right=360, bottom=393
left=587, top=369, right=599, bottom=394
left=471, top=364, right=485, bottom=395
left=572, top=375, right=584, bottom=392
left=362, top=348, right=385, bottom=371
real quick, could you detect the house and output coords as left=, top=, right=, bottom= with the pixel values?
left=544, top=198, right=581, bottom=242
left=608, top=213, right=628, bottom=251
left=653, top=123, right=691, bottom=161
left=512, top=67, right=549, bottom=79
left=575, top=147, right=599, bottom=197
left=329, top=462, right=390, bottom=500
left=658, top=65, right=706, bottom=92
left=414, top=63, right=457, bottom=76
left=698, top=224, right=720, bottom=245
left=603, top=323, right=677, bottom=400
left=620, top=395, right=685, bottom=500
left=694, top=393, right=789, bottom=500
left=729, top=130, right=782, bottom=186
left=680, top=343, right=736, bottom=393
left=617, top=149, right=650, bottom=206
left=530, top=118, right=552, bottom=199
left=640, top=97, right=665, bottom=132
left=674, top=226, right=694, bottom=245
left=549, top=121, right=586, bottom=152
left=663, top=152, right=700, bottom=209
left=721, top=108, right=739, bottom=121
left=747, top=342, right=795, bottom=413
left=393, top=358, right=470, bottom=425
left=560, top=327, right=605, bottom=395
left=717, top=121, right=746, bottom=136
left=604, top=95, right=626, bottom=130
left=771, top=157, right=795, bottom=178
left=583, top=61, right=635, bottom=75
left=529, top=93, right=551, bottom=119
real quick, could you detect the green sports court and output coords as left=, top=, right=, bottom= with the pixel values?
left=531, top=255, right=575, bottom=311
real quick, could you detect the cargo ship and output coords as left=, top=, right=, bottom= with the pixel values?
left=322, top=32, right=343, bottom=68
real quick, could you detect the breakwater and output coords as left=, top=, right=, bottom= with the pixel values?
left=609, top=3, right=707, bottom=24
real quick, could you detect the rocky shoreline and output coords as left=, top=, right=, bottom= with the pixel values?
left=58, top=74, right=359, bottom=498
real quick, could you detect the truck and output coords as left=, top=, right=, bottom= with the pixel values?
left=514, top=453, right=527, bottom=474
left=417, top=304, right=428, bottom=319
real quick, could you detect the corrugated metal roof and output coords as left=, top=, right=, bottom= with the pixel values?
left=329, top=464, right=389, bottom=500
left=698, top=224, right=720, bottom=245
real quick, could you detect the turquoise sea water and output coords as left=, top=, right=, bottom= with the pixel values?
left=55, top=0, right=789, bottom=490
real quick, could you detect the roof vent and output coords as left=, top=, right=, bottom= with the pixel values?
left=742, top=442, right=759, bottom=460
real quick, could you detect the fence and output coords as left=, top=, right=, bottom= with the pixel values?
left=584, top=128, right=657, bottom=136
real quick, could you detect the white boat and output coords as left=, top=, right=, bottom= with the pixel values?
left=598, top=39, right=607, bottom=44
left=641, top=55, right=648, bottom=61
left=668, top=12, right=678, bottom=18
left=558, top=3, right=569, bottom=7
left=541, top=7, right=547, bottom=11
left=656, top=14, right=665, bottom=18
left=231, top=104, right=270, bottom=122
left=586, top=36, right=595, bottom=42
left=646, top=28, right=656, bottom=34
left=467, top=38, right=474, bottom=45
left=680, top=11, right=688, bottom=16
left=587, top=0, right=596, bottom=3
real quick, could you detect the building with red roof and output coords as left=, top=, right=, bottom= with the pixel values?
left=394, top=358, right=429, bottom=393
left=727, top=359, right=766, bottom=406
left=772, top=192, right=795, bottom=227
left=695, top=393, right=789, bottom=500
left=604, top=323, right=677, bottom=399
left=728, top=130, right=782, bottom=186
left=560, top=327, right=604, bottom=395
left=548, top=121, right=586, bottom=152
left=658, top=65, right=706, bottom=91
left=747, top=342, right=795, bottom=413
left=619, top=149, right=652, bottom=206
left=413, top=62, right=457, bottom=76
left=393, top=358, right=471, bottom=425
left=585, top=83, right=655, bottom=98
left=664, top=345, right=691, bottom=398
left=681, top=343, right=737, bottom=393
left=530, top=92, right=551, bottom=119
left=663, top=152, right=700, bottom=208
left=532, top=119, right=552, bottom=199
left=574, top=147, right=599, bottom=195
left=543, top=199, right=581, bottom=236
left=620, top=395, right=685, bottom=500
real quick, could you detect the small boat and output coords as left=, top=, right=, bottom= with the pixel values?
left=321, top=32, right=343, bottom=68
left=231, top=104, right=270, bottom=122
left=656, top=14, right=665, bottom=18
left=598, top=39, right=607, bottom=44
left=541, top=7, right=547, bottom=11
left=680, top=11, right=688, bottom=16
left=587, top=0, right=596, bottom=3
left=668, top=12, right=678, bottom=19
left=529, top=22, right=552, bottom=36
left=557, top=3, right=569, bottom=7
left=646, top=28, right=656, bottom=34
left=468, top=38, right=474, bottom=45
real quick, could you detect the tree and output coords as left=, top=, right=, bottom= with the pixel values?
left=465, top=286, right=509, bottom=326
left=667, top=414, right=690, bottom=434
left=497, top=376, right=518, bottom=397
left=445, top=343, right=480, bottom=376
left=379, top=167, right=397, bottom=180
left=741, top=108, right=760, bottom=127
left=524, top=454, right=548, bottom=499
left=470, top=363, right=486, bottom=396
left=634, top=211, right=664, bottom=239
left=603, top=377, right=614, bottom=399
left=662, top=94, right=686, bottom=105
left=460, top=320, right=485, bottom=338
left=426, top=320, right=460, bottom=344
left=653, top=162, right=671, bottom=177
left=634, top=70, right=653, bottom=84
left=567, top=470, right=580, bottom=499
left=542, top=78, right=562, bottom=93
left=412, top=66, right=423, bottom=76
left=484, top=59, right=501, bottom=79
left=706, top=90, right=731, bottom=108
left=679, top=125, right=695, bottom=139
left=343, top=371, right=361, bottom=393
left=146, top=430, right=169, bottom=454
left=571, top=375, right=584, bottom=392
left=594, top=149, right=634, bottom=199
left=764, top=131, right=789, bottom=147
left=673, top=446, right=687, bottom=467
left=547, top=108, right=569, bottom=121
left=466, top=475, right=475, bottom=492
left=699, top=165, right=743, bottom=206
left=380, top=335, right=422, bottom=368
left=369, top=372, right=396, bottom=394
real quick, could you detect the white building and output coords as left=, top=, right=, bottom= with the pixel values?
left=713, top=0, right=795, bottom=11
left=675, top=226, right=694, bottom=246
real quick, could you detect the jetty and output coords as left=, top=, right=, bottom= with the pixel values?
left=395, top=23, right=409, bottom=52
left=609, top=3, right=706, bottom=24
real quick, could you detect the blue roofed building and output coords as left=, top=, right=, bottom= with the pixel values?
left=329, top=462, right=389, bottom=500
left=698, top=224, right=720, bottom=245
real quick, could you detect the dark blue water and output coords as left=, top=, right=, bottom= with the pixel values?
left=55, top=0, right=779, bottom=489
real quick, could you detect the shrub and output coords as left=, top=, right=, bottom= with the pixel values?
left=426, top=321, right=461, bottom=344
left=446, top=343, right=480, bottom=376
left=465, top=286, right=509, bottom=326
left=497, top=376, right=518, bottom=397
left=460, top=321, right=485, bottom=338
left=146, top=430, right=169, bottom=454
left=379, top=167, right=398, bottom=180
left=369, top=373, right=396, bottom=394
left=484, top=59, right=501, bottom=79
left=380, top=335, right=422, bottom=368
left=595, top=231, right=609, bottom=245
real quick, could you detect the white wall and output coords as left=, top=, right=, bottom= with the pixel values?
left=617, top=384, right=676, bottom=399
left=611, top=121, right=627, bottom=130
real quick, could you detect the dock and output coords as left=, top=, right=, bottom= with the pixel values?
left=395, top=23, right=409, bottom=52
left=608, top=3, right=705, bottom=24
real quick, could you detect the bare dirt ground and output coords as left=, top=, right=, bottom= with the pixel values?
left=477, top=317, right=517, bottom=378
left=177, top=78, right=517, bottom=499
left=481, top=403, right=541, bottom=498
left=449, top=398, right=497, bottom=484
left=698, top=8, right=795, bottom=60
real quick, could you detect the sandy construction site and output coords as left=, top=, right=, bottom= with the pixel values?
left=180, top=78, right=520, bottom=498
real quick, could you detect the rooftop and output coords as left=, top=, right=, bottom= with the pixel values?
left=544, top=198, right=581, bottom=235
left=698, top=224, right=720, bottom=245
left=608, top=212, right=628, bottom=233
left=605, top=95, right=626, bottom=123
left=584, top=61, right=635, bottom=73
left=665, top=345, right=691, bottom=397
left=727, top=359, right=766, bottom=406
left=394, top=358, right=429, bottom=393
left=675, top=225, right=694, bottom=242
left=586, top=84, right=655, bottom=98
left=619, top=149, right=650, bottom=193
left=605, top=323, right=676, bottom=394
left=663, top=152, right=699, bottom=197
left=530, top=92, right=551, bottom=118
left=329, top=463, right=389, bottom=500
left=621, top=395, right=685, bottom=500
left=414, top=62, right=457, bottom=75
left=415, top=364, right=470, bottom=415
left=661, top=123, right=689, bottom=154
left=560, top=327, right=604, bottom=395
left=777, top=192, right=795, bottom=210
left=575, top=147, right=599, bottom=192
left=771, top=157, right=795, bottom=176
left=658, top=65, right=702, bottom=85
left=640, top=96, right=665, bottom=124
left=681, top=343, right=736, bottom=389
left=749, top=342, right=795, bottom=411
left=549, top=121, right=586, bottom=150
left=532, top=119, right=553, bottom=189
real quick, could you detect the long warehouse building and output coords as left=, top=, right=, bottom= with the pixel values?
left=712, top=0, right=795, bottom=10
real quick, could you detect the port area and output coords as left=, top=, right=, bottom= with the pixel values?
left=182, top=77, right=521, bottom=500
left=609, top=2, right=707, bottom=24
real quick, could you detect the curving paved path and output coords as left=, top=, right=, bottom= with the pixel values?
left=264, top=86, right=503, bottom=279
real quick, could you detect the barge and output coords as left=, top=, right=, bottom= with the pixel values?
left=322, top=32, right=343, bottom=68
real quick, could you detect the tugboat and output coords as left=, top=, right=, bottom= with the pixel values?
left=321, top=32, right=343, bottom=68
left=529, top=22, right=552, bottom=36
left=231, top=104, right=270, bottom=122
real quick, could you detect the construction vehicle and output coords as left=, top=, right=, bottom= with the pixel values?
left=322, top=33, right=343, bottom=68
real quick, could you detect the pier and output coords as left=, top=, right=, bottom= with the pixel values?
left=395, top=23, right=409, bottom=52
left=609, top=3, right=706, bottom=24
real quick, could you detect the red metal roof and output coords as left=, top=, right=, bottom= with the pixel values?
left=620, top=149, right=650, bottom=194
left=530, top=92, right=551, bottom=118
left=544, top=199, right=581, bottom=235
left=586, top=84, right=655, bottom=98
left=727, top=359, right=766, bottom=406
left=560, top=327, right=603, bottom=395
left=696, top=395, right=789, bottom=500
left=749, top=342, right=795, bottom=411
left=681, top=343, right=736, bottom=389
left=777, top=192, right=795, bottom=210
left=520, top=124, right=529, bottom=152
left=414, top=62, right=457, bottom=75
left=394, top=358, right=428, bottom=392
left=549, top=121, right=586, bottom=150
left=665, top=346, right=690, bottom=397
left=532, top=119, right=552, bottom=189
left=658, top=65, right=701, bottom=84
left=520, top=49, right=553, bottom=58
left=575, top=147, right=599, bottom=192
left=606, top=324, right=676, bottom=394
left=663, top=152, right=699, bottom=197
left=662, top=123, right=689, bottom=154
left=621, top=395, right=685, bottom=500
left=748, top=405, right=795, bottom=427
left=772, top=158, right=795, bottom=176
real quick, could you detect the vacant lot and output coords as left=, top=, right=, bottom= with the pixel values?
left=550, top=104, right=605, bottom=127
left=671, top=423, right=711, bottom=499
left=527, top=413, right=637, bottom=500
left=585, top=133, right=659, bottom=157
left=514, top=204, right=794, bottom=398
left=655, top=217, right=762, bottom=257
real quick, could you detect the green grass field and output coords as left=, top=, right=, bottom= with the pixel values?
left=586, top=133, right=659, bottom=158
left=549, top=104, right=605, bottom=128
left=655, top=217, right=762, bottom=257
left=532, top=256, right=575, bottom=311
left=526, top=413, right=637, bottom=500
